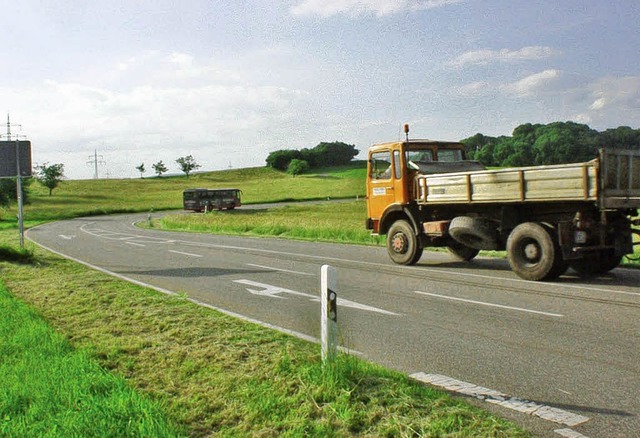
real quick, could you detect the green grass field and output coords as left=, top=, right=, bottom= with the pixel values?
left=159, top=200, right=382, bottom=245
left=17, top=164, right=367, bottom=223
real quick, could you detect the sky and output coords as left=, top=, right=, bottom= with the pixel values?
left=1, top=0, right=639, bottom=179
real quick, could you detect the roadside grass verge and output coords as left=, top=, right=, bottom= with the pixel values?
left=0, top=230, right=529, bottom=437
left=159, top=200, right=383, bottom=245
left=0, top=281, right=182, bottom=437
left=0, top=244, right=35, bottom=264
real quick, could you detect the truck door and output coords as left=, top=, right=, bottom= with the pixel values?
left=367, top=149, right=405, bottom=226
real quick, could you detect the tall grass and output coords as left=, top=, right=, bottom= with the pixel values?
left=0, top=282, right=182, bottom=437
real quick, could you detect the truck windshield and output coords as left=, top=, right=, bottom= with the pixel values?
left=437, top=149, right=463, bottom=162
left=406, top=150, right=434, bottom=163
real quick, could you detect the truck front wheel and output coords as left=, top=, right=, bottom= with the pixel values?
left=507, top=222, right=561, bottom=281
left=387, top=220, right=423, bottom=265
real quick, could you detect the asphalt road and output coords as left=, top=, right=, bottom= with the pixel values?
left=26, top=212, right=640, bottom=437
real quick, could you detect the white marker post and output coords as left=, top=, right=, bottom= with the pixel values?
left=321, top=264, right=337, bottom=363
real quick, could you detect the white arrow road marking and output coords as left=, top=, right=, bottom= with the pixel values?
left=234, top=279, right=400, bottom=316
left=58, top=234, right=75, bottom=240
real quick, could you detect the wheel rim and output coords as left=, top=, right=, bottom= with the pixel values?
left=523, top=240, right=541, bottom=263
left=391, top=232, right=408, bottom=254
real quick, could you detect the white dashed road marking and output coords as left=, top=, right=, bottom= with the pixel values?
left=415, top=291, right=564, bottom=317
left=168, top=249, right=203, bottom=258
left=410, top=373, right=589, bottom=427
left=554, top=428, right=590, bottom=437
left=246, top=263, right=314, bottom=276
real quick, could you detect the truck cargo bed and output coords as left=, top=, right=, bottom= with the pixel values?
left=415, top=149, right=640, bottom=209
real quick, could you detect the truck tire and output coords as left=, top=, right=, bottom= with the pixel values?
left=506, top=222, right=562, bottom=281
left=449, top=216, right=499, bottom=250
left=447, top=240, right=480, bottom=261
left=387, top=220, right=423, bottom=265
left=570, top=250, right=621, bottom=276
left=541, top=224, right=569, bottom=279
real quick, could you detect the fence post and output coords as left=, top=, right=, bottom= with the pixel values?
left=321, top=264, right=337, bottom=363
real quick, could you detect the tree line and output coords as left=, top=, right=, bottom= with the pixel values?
left=462, top=122, right=640, bottom=167
left=136, top=155, right=201, bottom=178
left=0, top=155, right=202, bottom=209
left=265, top=142, right=359, bottom=176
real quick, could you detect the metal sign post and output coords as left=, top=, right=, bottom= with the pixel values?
left=15, top=139, right=24, bottom=247
left=1, top=115, right=32, bottom=248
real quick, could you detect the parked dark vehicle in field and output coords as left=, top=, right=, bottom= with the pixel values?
left=183, top=188, right=242, bottom=212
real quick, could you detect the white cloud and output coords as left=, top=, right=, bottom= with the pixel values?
left=589, top=97, right=606, bottom=110
left=575, top=75, right=640, bottom=128
left=449, top=46, right=560, bottom=67
left=453, top=81, right=491, bottom=97
left=588, top=76, right=640, bottom=111
left=290, top=0, right=463, bottom=18
left=0, top=51, right=311, bottom=179
left=501, top=69, right=562, bottom=97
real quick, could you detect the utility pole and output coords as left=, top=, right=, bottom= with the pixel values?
left=87, top=149, right=106, bottom=179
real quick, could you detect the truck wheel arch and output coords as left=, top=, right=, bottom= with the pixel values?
left=379, top=205, right=420, bottom=236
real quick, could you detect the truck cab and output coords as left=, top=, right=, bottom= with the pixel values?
left=366, top=140, right=481, bottom=235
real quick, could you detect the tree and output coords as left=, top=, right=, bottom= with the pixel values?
left=136, top=163, right=146, bottom=178
left=0, top=178, right=31, bottom=208
left=599, top=126, right=640, bottom=150
left=287, top=159, right=309, bottom=177
left=35, top=163, right=64, bottom=196
left=176, top=155, right=201, bottom=178
left=265, top=142, right=358, bottom=171
left=152, top=161, right=168, bottom=177
left=531, top=122, right=598, bottom=165
left=309, top=142, right=359, bottom=167
left=461, top=133, right=496, bottom=160
left=266, top=149, right=302, bottom=171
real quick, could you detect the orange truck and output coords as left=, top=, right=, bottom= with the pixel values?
left=365, top=126, right=640, bottom=281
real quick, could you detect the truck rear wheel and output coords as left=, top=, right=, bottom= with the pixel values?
left=387, top=220, right=423, bottom=265
left=507, top=222, right=562, bottom=281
